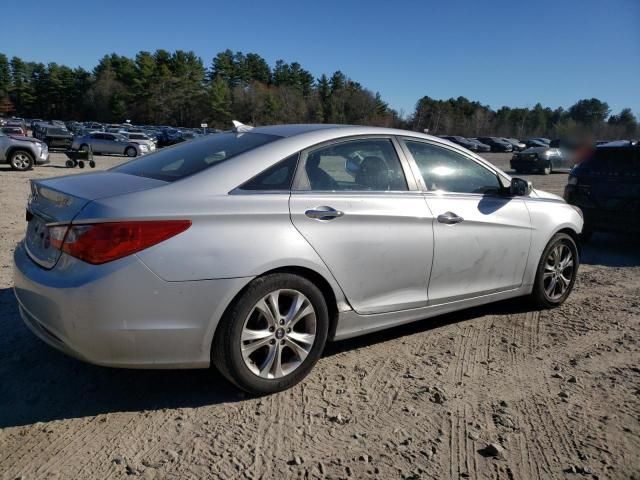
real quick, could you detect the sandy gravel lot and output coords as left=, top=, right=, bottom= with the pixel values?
left=0, top=152, right=638, bottom=479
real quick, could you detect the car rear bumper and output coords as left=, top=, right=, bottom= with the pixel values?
left=13, top=242, right=251, bottom=368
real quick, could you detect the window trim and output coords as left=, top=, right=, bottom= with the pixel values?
left=398, top=136, right=507, bottom=197
left=230, top=153, right=300, bottom=195
left=292, top=135, right=420, bottom=193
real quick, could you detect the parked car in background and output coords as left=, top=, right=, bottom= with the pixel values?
left=564, top=141, right=639, bottom=239
left=41, top=127, right=73, bottom=150
left=14, top=123, right=583, bottom=394
left=121, top=132, right=156, bottom=151
left=1, top=126, right=26, bottom=136
left=501, top=138, right=526, bottom=151
left=439, top=135, right=480, bottom=151
left=71, top=132, right=148, bottom=157
left=510, top=144, right=571, bottom=174
left=466, top=138, right=492, bottom=152
left=477, top=137, right=513, bottom=152
left=0, top=130, right=49, bottom=171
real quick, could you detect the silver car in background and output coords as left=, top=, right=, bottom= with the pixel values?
left=14, top=124, right=583, bottom=394
left=71, top=132, right=148, bottom=157
left=120, top=132, right=157, bottom=152
left=0, top=131, right=49, bottom=171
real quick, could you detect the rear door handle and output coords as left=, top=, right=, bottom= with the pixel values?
left=305, top=206, right=344, bottom=220
left=437, top=211, right=464, bottom=224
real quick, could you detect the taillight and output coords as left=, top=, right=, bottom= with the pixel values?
left=47, top=220, right=191, bottom=265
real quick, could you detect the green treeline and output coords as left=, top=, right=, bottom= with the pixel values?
left=0, top=49, right=637, bottom=139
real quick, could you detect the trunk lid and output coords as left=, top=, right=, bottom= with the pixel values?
left=25, top=171, right=167, bottom=268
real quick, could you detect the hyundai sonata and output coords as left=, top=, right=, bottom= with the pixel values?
left=14, top=123, right=583, bottom=394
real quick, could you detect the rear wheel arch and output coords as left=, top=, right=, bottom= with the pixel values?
left=212, top=266, right=340, bottom=349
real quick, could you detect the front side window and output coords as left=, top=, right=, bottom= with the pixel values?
left=404, top=140, right=501, bottom=194
left=300, top=138, right=407, bottom=191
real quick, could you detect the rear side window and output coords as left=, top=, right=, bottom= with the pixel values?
left=112, top=132, right=280, bottom=182
left=239, top=154, right=299, bottom=191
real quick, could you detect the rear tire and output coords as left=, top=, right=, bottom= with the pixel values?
left=530, top=233, right=579, bottom=309
left=9, top=150, right=34, bottom=171
left=212, top=273, right=329, bottom=395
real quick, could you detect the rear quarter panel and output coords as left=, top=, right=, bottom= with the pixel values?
left=76, top=190, right=349, bottom=306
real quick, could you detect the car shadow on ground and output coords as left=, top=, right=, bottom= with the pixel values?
left=581, top=233, right=640, bottom=267
left=0, top=285, right=534, bottom=429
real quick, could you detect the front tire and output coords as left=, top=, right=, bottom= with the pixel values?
left=9, top=150, right=34, bottom=171
left=212, top=273, right=329, bottom=395
left=125, top=147, right=137, bottom=157
left=530, top=233, right=579, bottom=308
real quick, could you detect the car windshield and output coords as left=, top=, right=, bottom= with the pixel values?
left=48, top=128, right=68, bottom=135
left=111, top=132, right=280, bottom=182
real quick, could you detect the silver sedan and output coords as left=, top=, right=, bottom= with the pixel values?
left=71, top=132, right=148, bottom=157
left=14, top=124, right=583, bottom=394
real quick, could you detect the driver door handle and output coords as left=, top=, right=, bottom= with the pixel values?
left=437, top=211, right=464, bottom=224
left=305, top=206, right=344, bottom=220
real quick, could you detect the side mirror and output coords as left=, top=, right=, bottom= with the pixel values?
left=510, top=177, right=532, bottom=196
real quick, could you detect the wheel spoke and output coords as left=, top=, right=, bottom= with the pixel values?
left=254, top=299, right=277, bottom=327
left=241, top=327, right=272, bottom=343
left=257, top=344, right=277, bottom=377
left=265, top=291, right=281, bottom=321
left=242, top=336, right=272, bottom=357
left=285, top=292, right=306, bottom=323
left=288, top=303, right=314, bottom=328
left=545, top=277, right=557, bottom=297
left=288, top=331, right=315, bottom=346
left=285, top=337, right=310, bottom=362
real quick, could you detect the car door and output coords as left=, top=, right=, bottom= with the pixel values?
left=101, top=134, right=120, bottom=154
left=88, top=133, right=105, bottom=152
left=289, top=136, right=434, bottom=315
left=400, top=138, right=532, bottom=304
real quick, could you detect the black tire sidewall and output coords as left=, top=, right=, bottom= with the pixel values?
left=10, top=150, right=34, bottom=171
left=532, top=233, right=579, bottom=308
left=213, top=273, right=329, bottom=395
left=126, top=147, right=137, bottom=157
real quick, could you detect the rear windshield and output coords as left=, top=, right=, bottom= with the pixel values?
left=111, top=132, right=279, bottom=182
left=583, top=147, right=640, bottom=173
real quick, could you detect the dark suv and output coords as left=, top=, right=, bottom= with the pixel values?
left=564, top=141, right=640, bottom=239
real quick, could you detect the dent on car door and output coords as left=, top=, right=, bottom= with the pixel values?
left=400, top=139, right=532, bottom=304
left=289, top=137, right=434, bottom=315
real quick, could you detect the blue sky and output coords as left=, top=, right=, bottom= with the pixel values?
left=1, top=0, right=638, bottom=117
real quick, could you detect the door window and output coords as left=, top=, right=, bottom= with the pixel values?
left=300, top=138, right=407, bottom=191
left=404, top=140, right=501, bottom=194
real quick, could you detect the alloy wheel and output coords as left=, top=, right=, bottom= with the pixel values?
left=11, top=153, right=32, bottom=170
left=240, top=289, right=317, bottom=379
left=543, top=243, right=574, bottom=300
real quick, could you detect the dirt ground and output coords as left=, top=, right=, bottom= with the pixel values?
left=0, top=152, right=638, bottom=480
